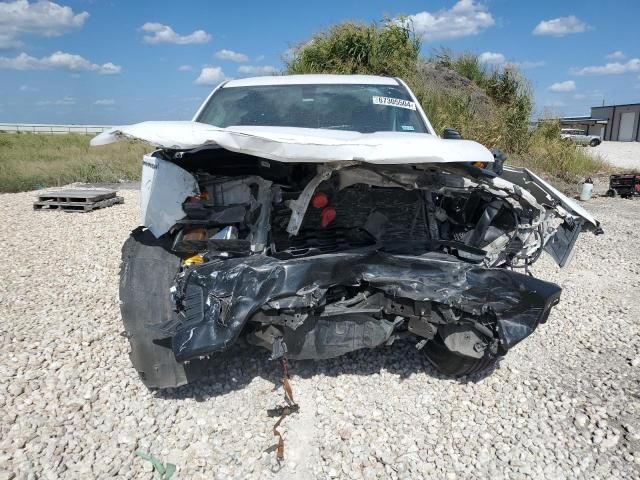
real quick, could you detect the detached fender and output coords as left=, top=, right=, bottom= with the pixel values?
left=501, top=166, right=600, bottom=231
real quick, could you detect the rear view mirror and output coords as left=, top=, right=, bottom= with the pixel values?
left=442, top=128, right=462, bottom=139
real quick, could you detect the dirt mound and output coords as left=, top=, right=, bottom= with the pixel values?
left=413, top=60, right=492, bottom=115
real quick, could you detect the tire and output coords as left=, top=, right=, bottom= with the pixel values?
left=606, top=189, right=616, bottom=198
left=589, top=139, right=600, bottom=147
left=422, top=333, right=498, bottom=377
left=120, top=228, right=202, bottom=389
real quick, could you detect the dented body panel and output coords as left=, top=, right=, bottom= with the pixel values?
left=167, top=251, right=561, bottom=362
left=92, top=122, right=495, bottom=165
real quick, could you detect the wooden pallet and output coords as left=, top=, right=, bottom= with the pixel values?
left=33, top=189, right=124, bottom=212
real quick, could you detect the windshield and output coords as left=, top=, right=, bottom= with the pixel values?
left=196, top=83, right=428, bottom=134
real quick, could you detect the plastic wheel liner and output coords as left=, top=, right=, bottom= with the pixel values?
left=157, top=249, right=561, bottom=362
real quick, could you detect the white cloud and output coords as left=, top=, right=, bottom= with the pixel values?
left=237, top=65, right=277, bottom=75
left=404, top=0, right=495, bottom=41
left=573, top=58, right=640, bottom=75
left=141, top=22, right=210, bottom=45
left=548, top=80, right=576, bottom=92
left=533, top=16, right=588, bottom=37
left=194, top=66, right=225, bottom=85
left=511, top=60, right=546, bottom=69
left=479, top=51, right=505, bottom=65
left=178, top=64, right=192, bottom=71
left=19, top=84, right=37, bottom=91
left=0, top=33, right=22, bottom=49
left=94, top=62, right=120, bottom=75
left=36, top=95, right=76, bottom=106
left=607, top=50, right=625, bottom=60
left=477, top=52, right=545, bottom=70
left=571, top=91, right=603, bottom=101
left=0, top=0, right=88, bottom=48
left=215, top=49, right=249, bottom=62
left=0, top=51, right=121, bottom=74
left=94, top=99, right=114, bottom=106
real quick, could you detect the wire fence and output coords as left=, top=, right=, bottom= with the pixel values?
left=0, top=123, right=114, bottom=135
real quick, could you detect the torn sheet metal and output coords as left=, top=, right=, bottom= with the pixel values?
left=90, top=121, right=495, bottom=165
left=140, top=155, right=199, bottom=237
left=501, top=166, right=600, bottom=231
left=167, top=251, right=561, bottom=362
left=285, top=165, right=334, bottom=235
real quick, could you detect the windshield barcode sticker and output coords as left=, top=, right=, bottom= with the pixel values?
left=372, top=96, right=416, bottom=110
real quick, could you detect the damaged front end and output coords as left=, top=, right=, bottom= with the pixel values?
left=168, top=251, right=561, bottom=363
left=124, top=145, right=599, bottom=379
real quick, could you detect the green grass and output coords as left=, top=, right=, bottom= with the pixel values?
left=511, top=141, right=610, bottom=182
left=0, top=133, right=148, bottom=193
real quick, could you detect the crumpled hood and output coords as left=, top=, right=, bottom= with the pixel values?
left=90, top=121, right=495, bottom=165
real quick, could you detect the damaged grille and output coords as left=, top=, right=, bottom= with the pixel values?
left=272, top=226, right=373, bottom=258
left=182, top=284, right=205, bottom=326
left=272, top=186, right=429, bottom=257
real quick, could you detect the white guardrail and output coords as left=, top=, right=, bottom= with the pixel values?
left=0, top=123, right=114, bottom=135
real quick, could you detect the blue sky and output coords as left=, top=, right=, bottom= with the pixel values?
left=0, top=0, right=638, bottom=125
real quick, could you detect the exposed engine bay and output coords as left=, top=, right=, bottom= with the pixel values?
left=130, top=145, right=599, bottom=376
left=93, top=75, right=601, bottom=427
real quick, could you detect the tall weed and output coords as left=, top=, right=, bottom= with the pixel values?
left=0, top=133, right=147, bottom=192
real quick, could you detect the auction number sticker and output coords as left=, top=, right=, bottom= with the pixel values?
left=372, top=96, right=416, bottom=110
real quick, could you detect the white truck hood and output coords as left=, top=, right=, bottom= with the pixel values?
left=90, top=121, right=495, bottom=165
left=91, top=120, right=599, bottom=238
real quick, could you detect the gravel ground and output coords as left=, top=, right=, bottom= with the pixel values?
left=590, top=141, right=640, bottom=170
left=1, top=186, right=639, bottom=480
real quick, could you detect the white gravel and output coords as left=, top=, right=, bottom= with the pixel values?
left=590, top=141, right=640, bottom=170
left=1, top=187, right=639, bottom=479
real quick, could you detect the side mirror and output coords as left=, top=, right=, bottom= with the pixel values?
left=491, top=149, right=507, bottom=175
left=442, top=128, right=462, bottom=140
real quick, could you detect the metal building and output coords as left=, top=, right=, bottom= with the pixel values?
left=591, top=103, right=640, bottom=142
left=560, top=103, right=640, bottom=141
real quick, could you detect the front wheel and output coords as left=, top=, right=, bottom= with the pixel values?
left=120, top=228, right=203, bottom=389
left=589, top=139, right=600, bottom=147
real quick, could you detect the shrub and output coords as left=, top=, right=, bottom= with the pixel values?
left=285, top=20, right=420, bottom=78
left=413, top=88, right=502, bottom=147
left=430, top=50, right=533, bottom=153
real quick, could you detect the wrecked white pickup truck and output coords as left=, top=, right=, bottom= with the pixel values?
left=92, top=74, right=601, bottom=389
